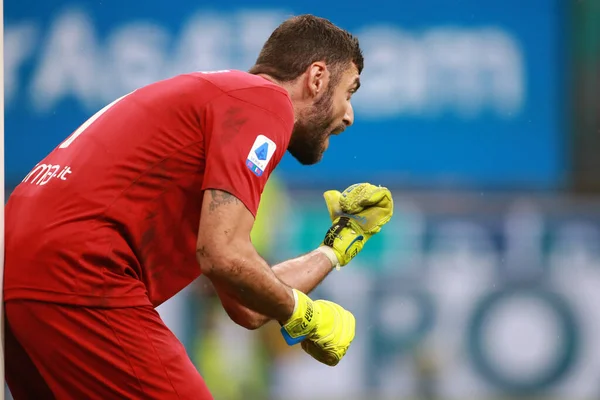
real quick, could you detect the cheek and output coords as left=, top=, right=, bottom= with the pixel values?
left=334, top=97, right=349, bottom=118
left=331, top=98, right=346, bottom=119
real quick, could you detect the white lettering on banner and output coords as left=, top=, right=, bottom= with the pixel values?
left=171, top=13, right=234, bottom=75
left=102, top=22, right=171, bottom=101
left=6, top=8, right=525, bottom=119
left=5, top=23, right=38, bottom=105
left=353, top=26, right=524, bottom=119
left=22, top=164, right=73, bottom=185
left=30, top=10, right=99, bottom=112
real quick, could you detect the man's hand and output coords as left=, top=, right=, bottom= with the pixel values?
left=280, top=289, right=355, bottom=366
left=319, top=183, right=393, bottom=267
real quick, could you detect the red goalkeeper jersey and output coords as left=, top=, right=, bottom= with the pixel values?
left=4, top=70, right=293, bottom=308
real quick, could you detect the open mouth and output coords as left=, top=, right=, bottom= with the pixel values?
left=330, top=127, right=345, bottom=136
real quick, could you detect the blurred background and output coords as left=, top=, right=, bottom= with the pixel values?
left=5, top=0, right=600, bottom=399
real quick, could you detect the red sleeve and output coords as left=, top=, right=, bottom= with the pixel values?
left=201, top=88, right=293, bottom=217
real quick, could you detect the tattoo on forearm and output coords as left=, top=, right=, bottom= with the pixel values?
left=208, top=189, right=241, bottom=212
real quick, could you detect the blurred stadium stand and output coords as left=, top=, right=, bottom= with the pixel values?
left=5, top=0, right=600, bottom=399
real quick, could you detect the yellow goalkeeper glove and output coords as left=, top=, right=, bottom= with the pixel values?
left=319, top=183, right=393, bottom=268
left=280, top=289, right=355, bottom=366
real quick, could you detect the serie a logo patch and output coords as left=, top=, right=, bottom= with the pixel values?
left=246, top=134, right=276, bottom=177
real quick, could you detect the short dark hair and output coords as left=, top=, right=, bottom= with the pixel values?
left=249, top=15, right=364, bottom=83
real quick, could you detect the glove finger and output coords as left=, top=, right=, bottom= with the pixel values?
left=367, top=194, right=394, bottom=231
left=356, top=187, right=392, bottom=209
left=363, top=212, right=393, bottom=235
left=301, top=340, right=340, bottom=367
left=340, top=183, right=371, bottom=210
left=323, top=190, right=343, bottom=220
left=341, top=184, right=391, bottom=213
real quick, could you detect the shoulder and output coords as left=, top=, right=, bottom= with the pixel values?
left=187, top=70, right=294, bottom=128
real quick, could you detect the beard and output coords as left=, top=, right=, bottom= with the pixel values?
left=288, top=88, right=339, bottom=165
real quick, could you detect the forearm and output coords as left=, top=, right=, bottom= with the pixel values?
left=214, top=249, right=335, bottom=329
left=271, top=249, right=335, bottom=293
left=198, top=244, right=296, bottom=323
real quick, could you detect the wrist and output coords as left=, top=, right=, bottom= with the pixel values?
left=316, top=246, right=340, bottom=270
left=283, top=288, right=299, bottom=324
left=280, top=289, right=317, bottom=346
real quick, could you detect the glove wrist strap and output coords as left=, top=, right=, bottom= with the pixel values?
left=280, top=289, right=314, bottom=346
left=316, top=246, right=340, bottom=270
left=290, top=288, right=299, bottom=318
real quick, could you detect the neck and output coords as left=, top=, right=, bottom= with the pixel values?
left=256, top=73, right=305, bottom=124
left=257, top=73, right=293, bottom=94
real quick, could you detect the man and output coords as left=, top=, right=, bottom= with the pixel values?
left=4, top=14, right=393, bottom=399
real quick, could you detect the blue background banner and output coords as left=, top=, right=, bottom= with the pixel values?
left=5, top=0, right=567, bottom=189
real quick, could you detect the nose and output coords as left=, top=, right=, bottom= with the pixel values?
left=343, top=102, right=354, bottom=127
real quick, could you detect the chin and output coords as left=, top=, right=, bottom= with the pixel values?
left=288, top=149, right=325, bottom=166
left=293, top=154, right=322, bottom=166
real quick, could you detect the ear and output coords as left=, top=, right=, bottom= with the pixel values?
left=306, top=61, right=328, bottom=97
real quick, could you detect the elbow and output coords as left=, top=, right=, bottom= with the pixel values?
left=196, top=242, right=268, bottom=330
left=196, top=245, right=230, bottom=279
left=196, top=237, right=250, bottom=280
left=221, top=297, right=269, bottom=330
left=227, top=311, right=266, bottom=331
